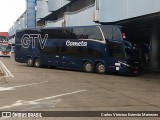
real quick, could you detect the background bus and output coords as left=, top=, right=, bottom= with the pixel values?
left=0, top=35, right=11, bottom=57
left=15, top=25, right=141, bottom=74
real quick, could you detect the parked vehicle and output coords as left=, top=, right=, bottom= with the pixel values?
left=0, top=35, right=11, bottom=57
left=0, top=42, right=11, bottom=57
left=15, top=25, right=141, bottom=74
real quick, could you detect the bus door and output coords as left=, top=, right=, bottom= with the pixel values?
left=58, top=41, right=80, bottom=68
left=54, top=54, right=63, bottom=67
left=107, top=40, right=126, bottom=72
left=61, top=46, right=81, bottom=69
left=39, top=40, right=63, bottom=67
left=52, top=42, right=65, bottom=67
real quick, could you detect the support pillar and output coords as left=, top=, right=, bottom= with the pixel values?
left=26, top=0, right=36, bottom=28
left=150, top=24, right=160, bottom=71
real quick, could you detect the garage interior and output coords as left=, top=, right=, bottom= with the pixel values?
left=116, top=13, right=160, bottom=72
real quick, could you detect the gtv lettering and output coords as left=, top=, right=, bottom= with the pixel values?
left=21, top=34, right=48, bottom=49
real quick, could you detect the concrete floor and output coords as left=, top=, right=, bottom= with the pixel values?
left=0, top=56, right=160, bottom=120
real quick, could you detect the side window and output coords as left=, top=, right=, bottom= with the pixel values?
left=73, top=27, right=103, bottom=41
left=112, top=27, right=122, bottom=41
left=86, top=27, right=103, bottom=41
left=40, top=43, right=61, bottom=55
left=101, top=26, right=123, bottom=41
left=61, top=47, right=67, bottom=53
left=41, top=29, right=58, bottom=39
left=108, top=42, right=125, bottom=59
left=100, top=26, right=113, bottom=41
left=41, top=29, right=75, bottom=39
left=72, top=27, right=88, bottom=39
left=41, top=29, right=55, bottom=39
left=67, top=47, right=79, bottom=56
left=103, top=27, right=113, bottom=40
left=55, top=29, right=73, bottom=39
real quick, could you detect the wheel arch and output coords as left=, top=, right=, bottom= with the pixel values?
left=25, top=55, right=33, bottom=62
left=82, top=59, right=93, bottom=67
left=94, top=60, right=105, bottom=67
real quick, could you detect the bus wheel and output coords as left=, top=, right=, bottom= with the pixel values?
left=34, top=58, right=42, bottom=68
left=83, top=62, right=93, bottom=73
left=96, top=63, right=106, bottom=74
left=27, top=57, right=34, bottom=67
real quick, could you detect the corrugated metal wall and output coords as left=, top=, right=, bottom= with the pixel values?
left=48, top=0, right=70, bottom=12
left=66, top=0, right=95, bottom=12
left=36, top=0, right=51, bottom=19
left=27, top=0, right=36, bottom=28
left=65, top=5, right=99, bottom=26
left=99, top=0, right=160, bottom=22
left=9, top=0, right=160, bottom=36
left=46, top=18, right=64, bottom=27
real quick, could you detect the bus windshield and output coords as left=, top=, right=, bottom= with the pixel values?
left=100, top=26, right=123, bottom=41
left=0, top=44, right=11, bottom=52
left=100, top=26, right=126, bottom=59
left=0, top=36, right=8, bottom=42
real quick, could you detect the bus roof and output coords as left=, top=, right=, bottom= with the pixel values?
left=0, top=32, right=9, bottom=37
left=16, top=25, right=121, bottom=33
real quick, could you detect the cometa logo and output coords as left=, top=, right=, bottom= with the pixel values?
left=66, top=40, right=87, bottom=47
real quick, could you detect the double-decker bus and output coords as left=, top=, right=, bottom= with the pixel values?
left=0, top=36, right=11, bottom=57
left=15, top=25, right=141, bottom=74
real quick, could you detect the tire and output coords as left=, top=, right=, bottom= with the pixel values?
left=27, top=57, right=34, bottom=67
left=83, top=61, right=93, bottom=73
left=96, top=62, right=106, bottom=74
left=34, top=58, right=42, bottom=68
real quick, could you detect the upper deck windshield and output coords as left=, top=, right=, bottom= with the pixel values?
left=100, top=26, right=126, bottom=59
left=100, top=26, right=123, bottom=41
left=0, top=36, right=8, bottom=42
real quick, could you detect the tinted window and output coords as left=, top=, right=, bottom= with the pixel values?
left=112, top=27, right=122, bottom=40
left=16, top=30, right=40, bottom=39
left=101, top=26, right=113, bottom=40
left=41, top=45, right=102, bottom=58
left=101, top=26, right=122, bottom=41
left=108, top=42, right=125, bottom=59
left=73, top=27, right=103, bottom=41
left=25, top=27, right=103, bottom=40
left=40, top=41, right=61, bottom=55
left=41, top=29, right=76, bottom=39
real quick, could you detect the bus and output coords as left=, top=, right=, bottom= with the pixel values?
left=0, top=36, right=11, bottom=57
left=15, top=25, right=141, bottom=74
